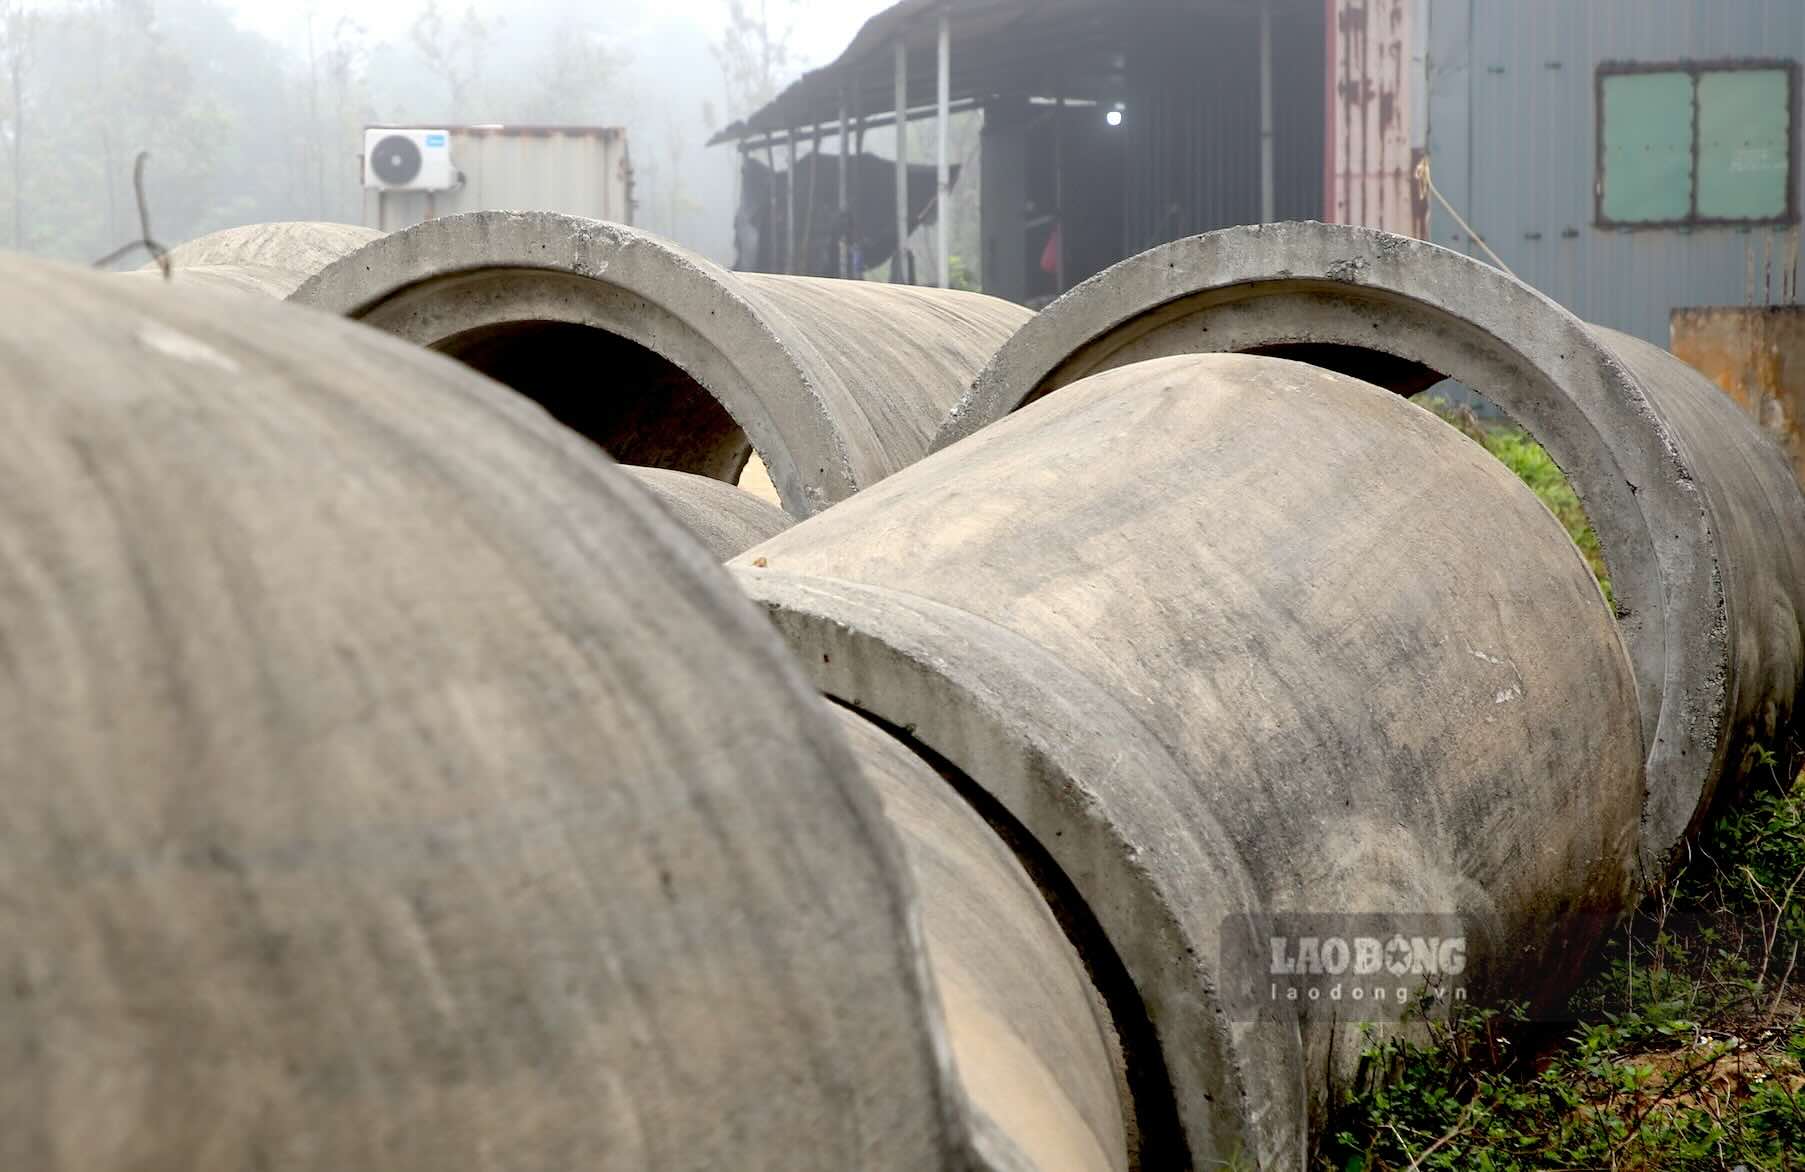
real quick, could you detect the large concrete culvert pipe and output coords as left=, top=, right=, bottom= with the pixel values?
left=622, top=466, right=794, bottom=559
left=735, top=354, right=1646, bottom=1168
left=127, top=220, right=383, bottom=297
left=940, top=222, right=1805, bottom=874
left=0, top=253, right=1013, bottom=1171
left=285, top=211, right=1033, bottom=517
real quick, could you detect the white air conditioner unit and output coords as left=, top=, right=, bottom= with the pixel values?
left=363, top=129, right=458, bottom=192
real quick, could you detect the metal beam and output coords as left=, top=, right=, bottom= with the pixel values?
left=1260, top=0, right=1276, bottom=223
left=838, top=87, right=851, bottom=277
left=738, top=96, right=985, bottom=154
left=785, top=121, right=797, bottom=274
left=894, top=35, right=909, bottom=284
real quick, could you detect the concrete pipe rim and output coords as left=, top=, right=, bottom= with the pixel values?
left=733, top=566, right=1310, bottom=1170
left=939, top=221, right=1726, bottom=873
left=289, top=210, right=858, bottom=517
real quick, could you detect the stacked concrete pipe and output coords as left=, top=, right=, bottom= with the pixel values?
left=48, top=214, right=1791, bottom=1171
left=941, top=222, right=1805, bottom=873
left=130, top=220, right=383, bottom=297
left=736, top=352, right=1645, bottom=1168
left=0, top=252, right=1153, bottom=1172
left=146, top=212, right=1031, bottom=519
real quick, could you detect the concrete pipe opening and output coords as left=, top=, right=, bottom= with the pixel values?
left=292, top=211, right=1033, bottom=517
left=432, top=311, right=752, bottom=484
left=943, top=223, right=1805, bottom=874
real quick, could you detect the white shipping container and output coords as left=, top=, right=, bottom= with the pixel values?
left=361, top=125, right=635, bottom=231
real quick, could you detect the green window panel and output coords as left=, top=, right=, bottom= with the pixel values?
left=1698, top=68, right=1792, bottom=220
left=1597, top=61, right=1797, bottom=226
left=1601, top=71, right=1696, bottom=224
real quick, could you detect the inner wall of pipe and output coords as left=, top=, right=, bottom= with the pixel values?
left=434, top=320, right=754, bottom=485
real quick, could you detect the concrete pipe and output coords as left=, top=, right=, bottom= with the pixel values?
left=0, top=254, right=975, bottom=1171
left=625, top=466, right=794, bottom=559
left=940, top=222, right=1805, bottom=873
left=835, top=707, right=1133, bottom=1172
left=131, top=220, right=383, bottom=297
left=735, top=354, right=1646, bottom=1168
left=287, top=211, right=1032, bottom=517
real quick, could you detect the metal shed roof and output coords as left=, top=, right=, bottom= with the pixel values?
left=709, top=0, right=1278, bottom=147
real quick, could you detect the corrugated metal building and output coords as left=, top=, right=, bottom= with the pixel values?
left=713, top=0, right=1801, bottom=342
left=711, top=0, right=1330, bottom=303
left=1424, top=0, right=1803, bottom=344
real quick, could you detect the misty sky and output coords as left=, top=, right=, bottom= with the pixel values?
left=224, top=0, right=893, bottom=75
left=4, top=0, right=916, bottom=265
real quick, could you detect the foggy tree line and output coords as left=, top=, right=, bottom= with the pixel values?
left=0, top=0, right=692, bottom=265
left=0, top=0, right=976, bottom=279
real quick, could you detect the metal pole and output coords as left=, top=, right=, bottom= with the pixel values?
left=894, top=35, right=910, bottom=283
left=765, top=138, right=779, bottom=271
left=853, top=111, right=867, bottom=277
left=1260, top=0, right=1276, bottom=223
left=1054, top=95, right=1066, bottom=293
left=786, top=119, right=798, bottom=274
left=936, top=8, right=951, bottom=288
left=838, top=86, right=851, bottom=277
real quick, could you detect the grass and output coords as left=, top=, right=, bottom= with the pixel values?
left=1322, top=741, right=1805, bottom=1170
left=1414, top=394, right=1613, bottom=607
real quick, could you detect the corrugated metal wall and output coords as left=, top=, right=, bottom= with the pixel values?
left=1122, top=1, right=1324, bottom=256
left=1426, top=0, right=1805, bottom=345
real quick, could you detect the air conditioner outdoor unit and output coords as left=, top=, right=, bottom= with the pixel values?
left=363, top=129, right=458, bottom=192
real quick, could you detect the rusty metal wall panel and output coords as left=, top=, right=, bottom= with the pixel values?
left=1328, top=0, right=1426, bottom=235
left=1673, top=306, right=1805, bottom=487
left=1425, top=0, right=1805, bottom=346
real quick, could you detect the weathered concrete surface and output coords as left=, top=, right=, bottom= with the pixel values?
left=0, top=254, right=973, bottom=1171
left=625, top=466, right=794, bottom=559
left=738, top=354, right=1645, bottom=1168
left=1672, top=305, right=1805, bottom=490
left=942, top=221, right=1805, bottom=872
left=288, top=211, right=1031, bottom=516
left=1598, top=325, right=1805, bottom=824
left=133, top=220, right=383, bottom=297
left=836, top=708, right=1130, bottom=1172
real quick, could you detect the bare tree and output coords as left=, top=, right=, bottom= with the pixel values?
left=712, top=0, right=798, bottom=119
left=518, top=14, right=622, bottom=124
left=322, top=16, right=367, bottom=220
left=1, top=0, right=37, bottom=248
left=659, top=116, right=702, bottom=238
left=411, top=1, right=496, bottom=120
left=304, top=2, right=324, bottom=217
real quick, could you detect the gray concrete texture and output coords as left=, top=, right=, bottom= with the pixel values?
left=943, top=221, right=1805, bottom=874
left=624, top=466, right=794, bottom=559
left=736, top=353, right=1645, bottom=1168
left=128, top=220, right=383, bottom=298
left=0, top=253, right=982, bottom=1171
left=240, top=211, right=1032, bottom=517
left=835, top=707, right=1130, bottom=1172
